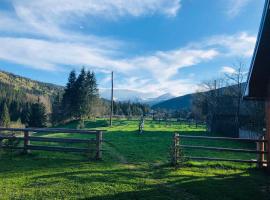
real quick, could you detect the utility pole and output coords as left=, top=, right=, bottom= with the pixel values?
left=110, top=71, right=114, bottom=126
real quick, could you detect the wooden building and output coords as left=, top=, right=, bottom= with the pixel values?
left=244, top=0, right=270, bottom=170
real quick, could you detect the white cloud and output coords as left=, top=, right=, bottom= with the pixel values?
left=129, top=49, right=218, bottom=81
left=220, top=66, right=236, bottom=74
left=0, top=34, right=219, bottom=96
left=13, top=0, right=181, bottom=24
left=202, top=32, right=256, bottom=58
left=226, top=0, right=251, bottom=18
left=0, top=32, right=256, bottom=96
left=0, top=0, right=257, bottom=97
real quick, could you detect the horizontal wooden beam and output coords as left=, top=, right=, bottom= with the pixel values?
left=28, top=137, right=96, bottom=143
left=0, top=136, right=18, bottom=140
left=27, top=145, right=92, bottom=153
left=180, top=145, right=268, bottom=154
left=0, top=127, right=106, bottom=135
left=178, top=135, right=267, bottom=143
left=0, top=136, right=107, bottom=143
left=184, top=156, right=267, bottom=164
left=1, top=146, right=24, bottom=150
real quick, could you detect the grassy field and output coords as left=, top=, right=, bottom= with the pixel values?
left=0, top=119, right=269, bottom=200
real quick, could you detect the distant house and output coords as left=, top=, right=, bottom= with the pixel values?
left=244, top=0, right=270, bottom=170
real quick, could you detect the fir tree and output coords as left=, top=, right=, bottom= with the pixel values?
left=51, top=93, right=62, bottom=125
left=9, top=101, right=20, bottom=121
left=0, top=102, right=10, bottom=127
left=28, top=102, right=47, bottom=127
left=21, top=103, right=31, bottom=125
left=85, top=71, right=99, bottom=117
left=62, top=70, right=77, bottom=118
left=74, top=68, right=88, bottom=119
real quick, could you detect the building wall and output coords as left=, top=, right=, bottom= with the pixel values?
left=266, top=81, right=270, bottom=169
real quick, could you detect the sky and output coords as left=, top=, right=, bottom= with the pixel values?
left=0, top=0, right=266, bottom=98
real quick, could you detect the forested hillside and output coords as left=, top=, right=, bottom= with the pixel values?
left=152, top=93, right=193, bottom=111
left=0, top=70, right=63, bottom=97
left=0, top=69, right=150, bottom=128
left=0, top=70, right=64, bottom=127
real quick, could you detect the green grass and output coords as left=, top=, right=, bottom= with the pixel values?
left=0, top=119, right=269, bottom=200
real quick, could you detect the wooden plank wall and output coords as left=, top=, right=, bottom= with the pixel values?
left=266, top=81, right=270, bottom=171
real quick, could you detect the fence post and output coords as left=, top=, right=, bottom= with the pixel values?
left=95, top=131, right=102, bottom=160
left=23, top=131, right=30, bottom=154
left=256, top=136, right=265, bottom=168
left=172, top=133, right=180, bottom=166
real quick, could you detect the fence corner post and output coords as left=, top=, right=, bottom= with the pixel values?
left=23, top=131, right=30, bottom=154
left=95, top=131, right=102, bottom=160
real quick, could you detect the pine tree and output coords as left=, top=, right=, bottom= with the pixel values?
left=74, top=68, right=88, bottom=119
left=62, top=70, right=77, bottom=119
left=0, top=102, right=10, bottom=127
left=28, top=102, right=47, bottom=127
left=60, top=68, right=102, bottom=121
left=51, top=93, right=62, bottom=125
left=85, top=71, right=100, bottom=117
left=21, top=103, right=31, bottom=125
left=9, top=101, right=20, bottom=121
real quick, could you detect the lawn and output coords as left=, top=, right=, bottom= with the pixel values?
left=0, top=119, right=269, bottom=200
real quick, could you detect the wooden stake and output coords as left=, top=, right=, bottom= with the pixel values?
left=96, top=131, right=102, bottom=160
left=172, top=133, right=180, bottom=166
left=23, top=131, right=30, bottom=154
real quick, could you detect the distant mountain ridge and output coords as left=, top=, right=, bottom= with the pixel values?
left=152, top=93, right=194, bottom=111
left=152, top=83, right=248, bottom=111
left=99, top=88, right=175, bottom=104
left=0, top=70, right=64, bottom=97
left=142, top=93, right=176, bottom=106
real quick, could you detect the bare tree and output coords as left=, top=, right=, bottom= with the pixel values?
left=192, top=78, right=226, bottom=132
left=223, top=61, right=248, bottom=130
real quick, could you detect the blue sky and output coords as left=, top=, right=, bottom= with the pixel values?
left=0, top=0, right=265, bottom=97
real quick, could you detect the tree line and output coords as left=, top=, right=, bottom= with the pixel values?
left=51, top=68, right=150, bottom=125
left=0, top=82, right=47, bottom=128
left=0, top=68, right=151, bottom=128
left=0, top=100, right=47, bottom=128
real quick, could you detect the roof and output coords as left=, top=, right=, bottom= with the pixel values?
left=245, top=0, right=270, bottom=100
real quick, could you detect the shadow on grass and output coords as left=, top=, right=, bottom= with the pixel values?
left=90, top=175, right=268, bottom=200
left=0, top=151, right=269, bottom=200
left=79, top=167, right=269, bottom=200
left=27, top=163, right=269, bottom=200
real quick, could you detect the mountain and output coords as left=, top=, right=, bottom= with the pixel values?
left=152, top=83, right=248, bottom=111
left=0, top=70, right=64, bottom=112
left=0, top=70, right=63, bottom=97
left=100, top=88, right=160, bottom=102
left=142, top=93, right=176, bottom=106
left=152, top=93, right=194, bottom=111
left=100, top=88, right=175, bottom=105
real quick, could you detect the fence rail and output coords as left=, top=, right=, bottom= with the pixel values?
left=0, top=127, right=105, bottom=160
left=172, top=133, right=268, bottom=168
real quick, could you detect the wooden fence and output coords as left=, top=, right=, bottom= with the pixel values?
left=0, top=127, right=105, bottom=160
left=172, top=133, right=268, bottom=168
